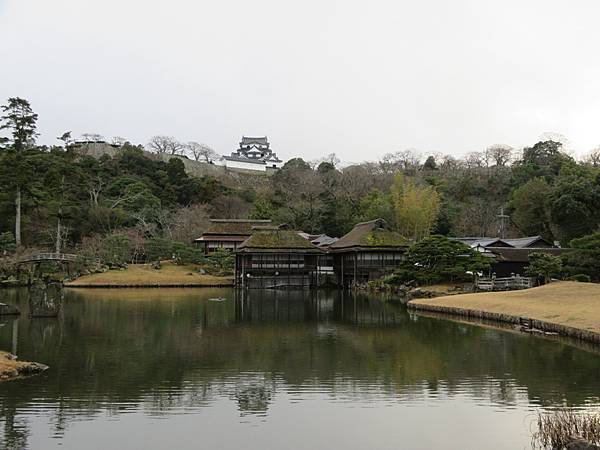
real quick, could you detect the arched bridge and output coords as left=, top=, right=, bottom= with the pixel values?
left=18, top=253, right=78, bottom=264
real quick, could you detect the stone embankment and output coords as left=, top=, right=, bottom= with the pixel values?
left=408, top=282, right=600, bottom=344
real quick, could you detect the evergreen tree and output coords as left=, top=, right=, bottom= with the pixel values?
left=0, top=97, right=39, bottom=246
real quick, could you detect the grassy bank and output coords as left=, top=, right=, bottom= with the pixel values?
left=409, top=281, right=600, bottom=341
left=0, top=351, right=48, bottom=381
left=65, top=261, right=233, bottom=288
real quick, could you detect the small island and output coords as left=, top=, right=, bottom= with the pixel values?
left=0, top=351, right=48, bottom=382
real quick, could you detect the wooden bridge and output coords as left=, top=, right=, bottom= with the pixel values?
left=18, top=253, right=78, bottom=264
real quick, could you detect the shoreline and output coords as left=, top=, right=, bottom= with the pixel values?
left=62, top=262, right=234, bottom=288
left=408, top=282, right=600, bottom=345
left=65, top=283, right=233, bottom=288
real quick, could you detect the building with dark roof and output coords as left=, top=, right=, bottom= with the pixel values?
left=194, top=219, right=272, bottom=254
left=329, top=219, right=410, bottom=286
left=235, top=229, right=324, bottom=288
left=486, top=247, right=565, bottom=277
left=452, top=235, right=555, bottom=249
left=222, top=136, right=283, bottom=172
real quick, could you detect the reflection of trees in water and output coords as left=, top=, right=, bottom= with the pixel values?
left=231, top=375, right=274, bottom=416
left=1, top=287, right=600, bottom=447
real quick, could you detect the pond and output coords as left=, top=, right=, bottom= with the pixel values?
left=1, top=288, right=600, bottom=449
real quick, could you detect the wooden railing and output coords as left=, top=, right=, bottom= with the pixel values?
left=19, top=253, right=78, bottom=263
left=476, top=274, right=533, bottom=291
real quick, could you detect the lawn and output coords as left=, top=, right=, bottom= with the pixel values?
left=65, top=261, right=233, bottom=287
left=409, top=281, right=600, bottom=334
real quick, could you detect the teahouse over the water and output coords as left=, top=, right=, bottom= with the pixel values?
left=222, top=136, right=283, bottom=172
left=195, top=219, right=272, bottom=254
left=329, top=219, right=409, bottom=286
left=235, top=229, right=324, bottom=289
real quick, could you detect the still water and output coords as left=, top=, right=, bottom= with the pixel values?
left=1, top=288, right=600, bottom=450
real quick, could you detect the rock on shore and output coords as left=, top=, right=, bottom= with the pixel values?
left=0, top=351, right=48, bottom=381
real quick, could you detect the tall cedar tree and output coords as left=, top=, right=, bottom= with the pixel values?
left=0, top=98, right=39, bottom=246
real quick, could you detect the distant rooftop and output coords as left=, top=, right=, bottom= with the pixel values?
left=452, top=235, right=556, bottom=249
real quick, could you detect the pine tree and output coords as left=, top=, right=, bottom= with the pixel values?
left=0, top=98, right=39, bottom=247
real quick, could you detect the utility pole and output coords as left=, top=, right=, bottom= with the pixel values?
left=498, top=207, right=509, bottom=239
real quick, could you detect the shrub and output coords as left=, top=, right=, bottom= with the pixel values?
left=566, top=273, right=591, bottom=282
left=526, top=252, right=562, bottom=284
left=396, top=235, right=490, bottom=284
left=207, top=249, right=234, bottom=275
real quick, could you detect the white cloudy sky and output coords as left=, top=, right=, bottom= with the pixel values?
left=1, top=0, right=600, bottom=162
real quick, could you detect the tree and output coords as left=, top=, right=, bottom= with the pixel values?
left=422, top=155, right=437, bottom=171
left=169, top=204, right=211, bottom=243
left=0, top=97, right=39, bottom=247
left=147, top=136, right=184, bottom=155
left=111, top=136, right=128, bottom=146
left=186, top=142, right=219, bottom=162
left=358, top=188, right=393, bottom=224
left=486, top=144, right=513, bottom=167
left=548, top=167, right=600, bottom=243
left=391, top=174, right=440, bottom=241
left=0, top=232, right=16, bottom=255
left=583, top=147, right=600, bottom=167
left=398, top=235, right=490, bottom=284
left=81, top=133, right=104, bottom=142
left=561, top=232, right=600, bottom=281
left=510, top=177, right=553, bottom=239
left=526, top=252, right=562, bottom=284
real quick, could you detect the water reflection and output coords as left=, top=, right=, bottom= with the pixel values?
left=0, top=288, right=599, bottom=449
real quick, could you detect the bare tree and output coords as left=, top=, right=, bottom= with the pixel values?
left=147, top=135, right=184, bottom=155
left=378, top=149, right=421, bottom=174
left=583, top=146, right=600, bottom=167
left=485, top=144, right=513, bottom=167
left=464, top=151, right=487, bottom=169
left=81, top=133, right=104, bottom=142
left=111, top=136, right=128, bottom=146
left=185, top=141, right=219, bottom=162
left=169, top=204, right=211, bottom=243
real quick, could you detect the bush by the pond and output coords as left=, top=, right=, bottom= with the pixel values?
left=566, top=274, right=592, bottom=283
left=532, top=409, right=600, bottom=449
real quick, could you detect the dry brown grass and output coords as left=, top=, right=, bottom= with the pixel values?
left=0, top=351, right=43, bottom=381
left=532, top=409, right=600, bottom=449
left=65, top=261, right=233, bottom=287
left=410, top=282, right=600, bottom=334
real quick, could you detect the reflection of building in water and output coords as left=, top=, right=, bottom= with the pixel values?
left=234, top=289, right=407, bottom=327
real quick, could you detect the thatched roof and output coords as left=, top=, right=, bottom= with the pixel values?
left=237, top=230, right=323, bottom=253
left=330, top=219, right=409, bottom=251
left=201, top=219, right=272, bottom=236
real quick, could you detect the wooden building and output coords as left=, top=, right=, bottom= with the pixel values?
left=194, top=219, right=272, bottom=254
left=329, top=219, right=409, bottom=286
left=235, top=229, right=324, bottom=289
left=486, top=247, right=565, bottom=277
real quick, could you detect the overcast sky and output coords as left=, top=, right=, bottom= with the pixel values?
left=1, top=0, right=600, bottom=163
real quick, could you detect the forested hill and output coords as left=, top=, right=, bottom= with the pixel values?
left=1, top=97, right=599, bottom=259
